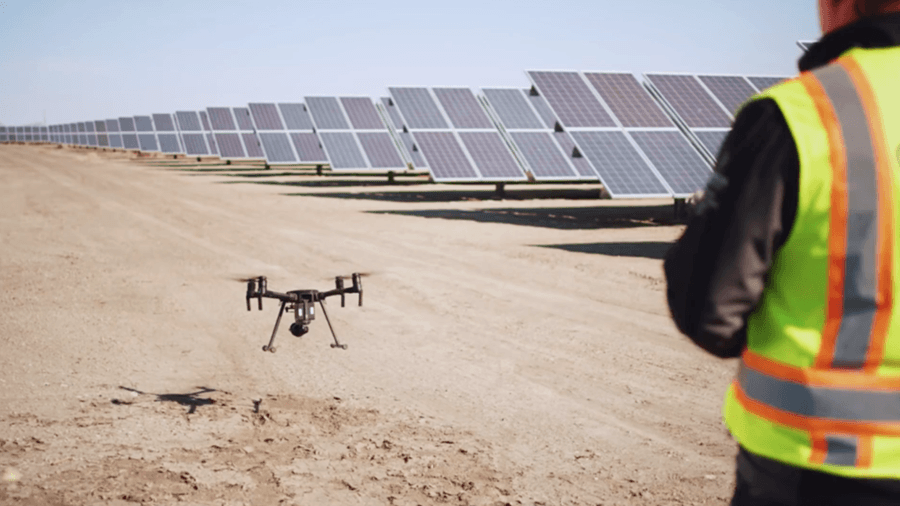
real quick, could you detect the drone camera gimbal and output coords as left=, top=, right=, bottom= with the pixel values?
left=245, top=273, right=363, bottom=353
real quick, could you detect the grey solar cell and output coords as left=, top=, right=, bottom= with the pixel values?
left=19, top=126, right=27, bottom=133
left=510, top=131, right=579, bottom=180
left=433, top=88, right=494, bottom=129
left=207, top=108, right=236, bottom=130
left=340, top=97, right=385, bottom=130
left=458, top=131, right=524, bottom=180
left=305, top=97, right=350, bottom=130
left=527, top=71, right=615, bottom=128
left=122, top=134, right=139, bottom=150
left=399, top=132, right=427, bottom=168
left=552, top=132, right=596, bottom=178
left=747, top=76, right=788, bottom=92
left=215, top=133, right=245, bottom=158
left=176, top=111, right=202, bottom=131
left=158, top=133, right=181, bottom=153
left=138, top=133, right=158, bottom=151
left=388, top=88, right=448, bottom=129
left=645, top=74, right=732, bottom=128
left=413, top=132, right=479, bottom=180
left=152, top=114, right=176, bottom=132
left=206, top=134, right=217, bottom=155
left=98, top=134, right=109, bottom=147
left=95, top=120, right=107, bottom=133
left=109, top=134, right=123, bottom=148
left=181, top=134, right=208, bottom=155
left=134, top=116, right=154, bottom=132
left=629, top=131, right=711, bottom=196
left=85, top=122, right=95, bottom=133
left=320, top=132, right=367, bottom=169
left=697, top=75, right=757, bottom=117
left=258, top=133, right=297, bottom=162
left=694, top=130, right=730, bottom=158
left=381, top=97, right=405, bottom=130
left=525, top=90, right=559, bottom=129
left=234, top=108, right=255, bottom=131
left=569, top=131, right=669, bottom=197
left=248, top=103, right=284, bottom=130
left=199, top=111, right=211, bottom=131
left=119, top=117, right=136, bottom=132
left=584, top=72, right=673, bottom=128
left=88, top=135, right=99, bottom=146
left=357, top=132, right=405, bottom=169
left=278, top=104, right=315, bottom=130
left=483, top=89, right=544, bottom=129
left=290, top=132, right=328, bottom=162
left=106, top=119, right=120, bottom=132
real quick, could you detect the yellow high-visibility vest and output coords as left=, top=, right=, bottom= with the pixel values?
left=723, top=47, right=900, bottom=478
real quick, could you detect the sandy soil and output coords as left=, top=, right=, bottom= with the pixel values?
left=0, top=145, right=740, bottom=505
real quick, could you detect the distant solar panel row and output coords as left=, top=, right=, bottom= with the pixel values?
left=306, top=96, right=405, bottom=171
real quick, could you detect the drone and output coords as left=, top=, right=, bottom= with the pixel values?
left=244, top=273, right=364, bottom=353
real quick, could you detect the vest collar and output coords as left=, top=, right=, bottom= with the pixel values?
left=800, top=12, right=900, bottom=72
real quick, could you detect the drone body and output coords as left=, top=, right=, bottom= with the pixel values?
left=245, top=274, right=364, bottom=353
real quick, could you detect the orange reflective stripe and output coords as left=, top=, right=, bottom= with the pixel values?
left=839, top=56, right=895, bottom=374
left=800, top=71, right=849, bottom=370
left=857, top=435, right=874, bottom=468
left=733, top=380, right=900, bottom=435
left=743, top=350, right=900, bottom=390
left=810, top=434, right=829, bottom=464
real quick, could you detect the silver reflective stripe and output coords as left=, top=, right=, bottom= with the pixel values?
left=825, top=434, right=858, bottom=466
left=812, top=64, right=880, bottom=369
left=738, top=363, right=900, bottom=422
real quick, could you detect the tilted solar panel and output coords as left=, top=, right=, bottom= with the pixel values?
left=248, top=103, right=284, bottom=130
left=694, top=130, right=730, bottom=159
left=569, top=131, right=670, bottom=197
left=510, top=131, right=581, bottom=179
left=388, top=88, right=448, bottom=129
left=175, top=111, right=202, bottom=131
left=234, top=108, right=255, bottom=131
left=98, top=134, right=109, bottom=147
left=482, top=88, right=545, bottom=130
left=340, top=97, right=385, bottom=130
left=747, top=76, right=788, bottom=92
left=134, top=116, right=154, bottom=132
left=85, top=122, right=95, bottom=133
left=380, top=97, right=405, bottom=130
left=459, top=131, right=527, bottom=179
left=158, top=134, right=181, bottom=153
left=697, top=75, right=757, bottom=117
left=94, top=120, right=107, bottom=133
left=278, top=103, right=315, bottom=130
left=644, top=74, right=732, bottom=128
left=181, top=134, right=208, bottom=155
left=138, top=134, right=158, bottom=151
left=433, top=88, right=494, bottom=129
left=356, top=132, right=405, bottom=168
left=208, top=108, right=237, bottom=130
left=628, top=131, right=711, bottom=196
left=109, top=134, right=123, bottom=148
left=413, top=131, right=479, bottom=180
left=584, top=72, right=673, bottom=128
left=290, top=132, right=328, bottom=162
left=215, top=133, right=245, bottom=158
left=106, top=119, right=120, bottom=132
left=399, top=132, right=427, bottom=168
left=527, top=71, right=615, bottom=128
left=305, top=97, right=350, bottom=130
left=122, top=134, right=139, bottom=150
left=258, top=133, right=296, bottom=162
left=241, top=132, right=264, bottom=158
left=199, top=111, right=212, bottom=131
left=319, top=132, right=367, bottom=169
left=119, top=117, right=136, bottom=132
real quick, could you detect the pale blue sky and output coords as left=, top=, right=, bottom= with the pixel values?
left=0, top=0, right=820, bottom=126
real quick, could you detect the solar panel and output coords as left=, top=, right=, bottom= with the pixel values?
left=747, top=76, right=788, bottom=92
left=696, top=75, right=757, bottom=117
left=240, top=133, right=262, bottom=158
left=278, top=103, right=315, bottom=130
left=158, top=134, right=182, bottom=153
left=399, top=131, right=427, bottom=168
left=413, top=131, right=480, bottom=180
left=181, top=134, right=207, bottom=155
left=248, top=103, right=284, bottom=130
left=458, top=132, right=521, bottom=179
left=206, top=134, right=218, bottom=155
left=258, top=132, right=296, bottom=162
left=234, top=108, right=255, bottom=131
left=290, top=132, right=328, bottom=162
left=305, top=97, right=350, bottom=130
left=644, top=74, right=732, bottom=128
left=356, top=132, right=405, bottom=169
left=510, top=131, right=582, bottom=179
left=98, top=134, right=109, bottom=147
left=106, top=119, right=120, bottom=132
left=433, top=88, right=494, bottom=129
left=199, top=111, right=212, bottom=131
left=85, top=122, right=95, bottom=133
left=215, top=133, right=245, bottom=158
left=388, top=88, right=448, bottom=129
left=320, top=132, right=368, bottom=169
left=207, top=107, right=237, bottom=130
left=526, top=71, right=615, bottom=128
left=119, top=117, right=136, bottom=132
left=694, top=130, right=730, bottom=159
left=584, top=72, right=673, bottom=128
left=175, top=111, right=202, bottom=131
left=94, top=120, right=107, bottom=133
left=109, top=134, right=123, bottom=148
left=150, top=114, right=173, bottom=132
left=569, top=131, right=670, bottom=197
left=628, top=131, right=711, bottom=196
left=380, top=97, right=405, bottom=130
left=138, top=134, right=158, bottom=151
left=122, top=134, right=139, bottom=150
left=482, top=88, right=544, bottom=129
left=341, top=97, right=385, bottom=130
left=133, top=116, right=153, bottom=132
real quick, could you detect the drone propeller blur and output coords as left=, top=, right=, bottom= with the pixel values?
left=244, top=274, right=364, bottom=353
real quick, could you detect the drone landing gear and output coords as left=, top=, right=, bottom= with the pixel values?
left=261, top=300, right=348, bottom=353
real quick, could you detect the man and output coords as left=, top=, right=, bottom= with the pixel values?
left=664, top=1, right=900, bottom=504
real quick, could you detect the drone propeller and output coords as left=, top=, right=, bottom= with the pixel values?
left=332, top=272, right=374, bottom=280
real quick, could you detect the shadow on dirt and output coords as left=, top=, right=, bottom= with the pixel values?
left=112, top=386, right=217, bottom=414
left=369, top=204, right=678, bottom=230
left=537, top=241, right=673, bottom=260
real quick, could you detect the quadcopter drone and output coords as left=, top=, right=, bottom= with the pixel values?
left=245, top=273, right=364, bottom=353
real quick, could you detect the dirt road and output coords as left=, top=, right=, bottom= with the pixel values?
left=0, top=145, right=738, bottom=505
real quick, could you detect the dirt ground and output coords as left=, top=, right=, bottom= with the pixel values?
left=0, top=145, right=740, bottom=505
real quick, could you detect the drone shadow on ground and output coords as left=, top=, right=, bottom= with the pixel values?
left=112, top=386, right=217, bottom=414
left=369, top=204, right=678, bottom=230
left=537, top=241, right=673, bottom=260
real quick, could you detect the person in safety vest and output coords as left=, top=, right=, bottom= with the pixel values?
left=664, top=0, right=900, bottom=504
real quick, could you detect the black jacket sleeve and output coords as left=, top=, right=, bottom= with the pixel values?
left=664, top=99, right=799, bottom=358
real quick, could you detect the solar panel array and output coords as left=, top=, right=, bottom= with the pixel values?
left=388, top=87, right=525, bottom=182
left=305, top=96, right=405, bottom=171
left=175, top=111, right=211, bottom=156
left=378, top=97, right=426, bottom=169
